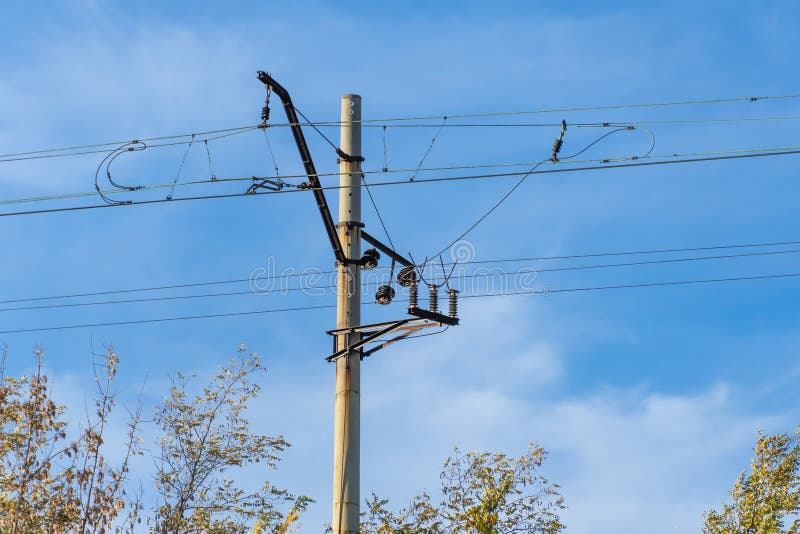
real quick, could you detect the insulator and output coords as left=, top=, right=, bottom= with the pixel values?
left=408, top=280, right=418, bottom=308
left=260, top=105, right=270, bottom=127
left=448, top=289, right=459, bottom=319
left=375, top=285, right=395, bottom=305
left=428, top=284, right=438, bottom=313
left=361, top=248, right=380, bottom=270
left=550, top=138, right=562, bottom=162
left=397, top=265, right=418, bottom=287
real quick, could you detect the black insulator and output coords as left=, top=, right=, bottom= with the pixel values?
left=448, top=289, right=459, bottom=319
left=361, top=248, right=380, bottom=270
left=375, top=285, right=395, bottom=305
left=409, top=280, right=418, bottom=308
left=260, top=105, right=270, bottom=126
left=550, top=138, right=563, bottom=162
left=428, top=284, right=439, bottom=313
left=397, top=265, right=418, bottom=287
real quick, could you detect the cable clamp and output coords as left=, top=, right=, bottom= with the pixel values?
left=336, top=221, right=365, bottom=229
left=336, top=148, right=365, bottom=163
left=246, top=177, right=286, bottom=194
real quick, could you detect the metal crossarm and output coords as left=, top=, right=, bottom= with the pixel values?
left=325, top=318, right=445, bottom=361
left=326, top=319, right=412, bottom=361
left=361, top=230, right=412, bottom=266
left=407, top=306, right=460, bottom=326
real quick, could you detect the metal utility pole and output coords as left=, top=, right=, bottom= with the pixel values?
left=332, top=94, right=362, bottom=533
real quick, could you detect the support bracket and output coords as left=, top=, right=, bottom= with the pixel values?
left=256, top=70, right=347, bottom=264
left=326, top=318, right=444, bottom=362
left=407, top=306, right=460, bottom=326
left=361, top=230, right=412, bottom=267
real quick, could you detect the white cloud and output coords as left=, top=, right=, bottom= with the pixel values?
left=542, top=386, right=781, bottom=533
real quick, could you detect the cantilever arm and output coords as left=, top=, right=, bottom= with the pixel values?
left=361, top=230, right=412, bottom=267
left=257, top=71, right=346, bottom=263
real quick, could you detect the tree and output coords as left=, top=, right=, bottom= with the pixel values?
left=0, top=345, right=306, bottom=533
left=361, top=442, right=565, bottom=534
left=0, top=346, right=141, bottom=533
left=704, top=428, right=800, bottom=534
left=152, top=348, right=307, bottom=533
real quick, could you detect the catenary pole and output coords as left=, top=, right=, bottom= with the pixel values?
left=332, top=93, right=362, bottom=533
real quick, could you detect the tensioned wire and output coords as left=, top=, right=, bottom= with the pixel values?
left=2, top=148, right=800, bottom=217
left=3, top=270, right=800, bottom=334
left=2, top=114, right=797, bottom=165
left=8, top=117, right=800, bottom=163
left=2, top=91, right=800, bottom=161
left=4, top=143, right=800, bottom=207
left=3, top=243, right=800, bottom=307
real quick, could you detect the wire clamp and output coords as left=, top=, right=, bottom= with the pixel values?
left=336, top=148, right=365, bottom=163
left=246, top=177, right=286, bottom=194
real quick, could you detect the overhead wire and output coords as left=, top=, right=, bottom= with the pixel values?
left=0, top=126, right=260, bottom=164
left=362, top=173, right=397, bottom=251
left=4, top=269, right=800, bottom=334
left=340, top=93, right=800, bottom=125
left=3, top=237, right=795, bottom=304
left=466, top=271, right=800, bottom=298
left=6, top=141, right=800, bottom=208
left=359, top=116, right=450, bottom=255
left=353, top=116, right=800, bottom=128
left=166, top=134, right=195, bottom=200
left=3, top=114, right=800, bottom=165
left=0, top=269, right=337, bottom=305
left=3, top=147, right=800, bottom=217
left=293, top=105, right=341, bottom=154
left=262, top=129, right=280, bottom=177
left=409, top=116, right=447, bottom=181
left=0, top=303, right=337, bottom=334
left=203, top=140, right=217, bottom=181
left=3, top=246, right=800, bottom=311
left=94, top=141, right=146, bottom=205
left=428, top=123, right=653, bottom=258
left=4, top=91, right=800, bottom=163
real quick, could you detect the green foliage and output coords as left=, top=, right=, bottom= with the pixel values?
left=152, top=348, right=308, bottom=533
left=362, top=442, right=565, bottom=534
left=704, top=428, right=800, bottom=534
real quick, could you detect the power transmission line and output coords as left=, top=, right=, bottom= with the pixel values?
left=3, top=91, right=799, bottom=162
left=3, top=270, right=800, bottom=335
left=3, top=246, right=800, bottom=312
left=4, top=114, right=800, bottom=164
left=3, top=147, right=800, bottom=218
left=0, top=303, right=337, bottom=334
left=341, top=93, right=800, bottom=124
left=357, top=116, right=800, bottom=128
left=0, top=127, right=258, bottom=164
left=0, top=269, right=337, bottom=305
left=5, top=142, right=800, bottom=206
left=429, top=125, right=653, bottom=258
left=6, top=237, right=799, bottom=305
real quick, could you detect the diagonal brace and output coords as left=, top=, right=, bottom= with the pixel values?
left=326, top=319, right=412, bottom=362
left=257, top=70, right=346, bottom=263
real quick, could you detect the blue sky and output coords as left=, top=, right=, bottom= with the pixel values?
left=2, top=1, right=800, bottom=532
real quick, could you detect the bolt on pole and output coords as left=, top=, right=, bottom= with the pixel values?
left=332, top=93, right=362, bottom=534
